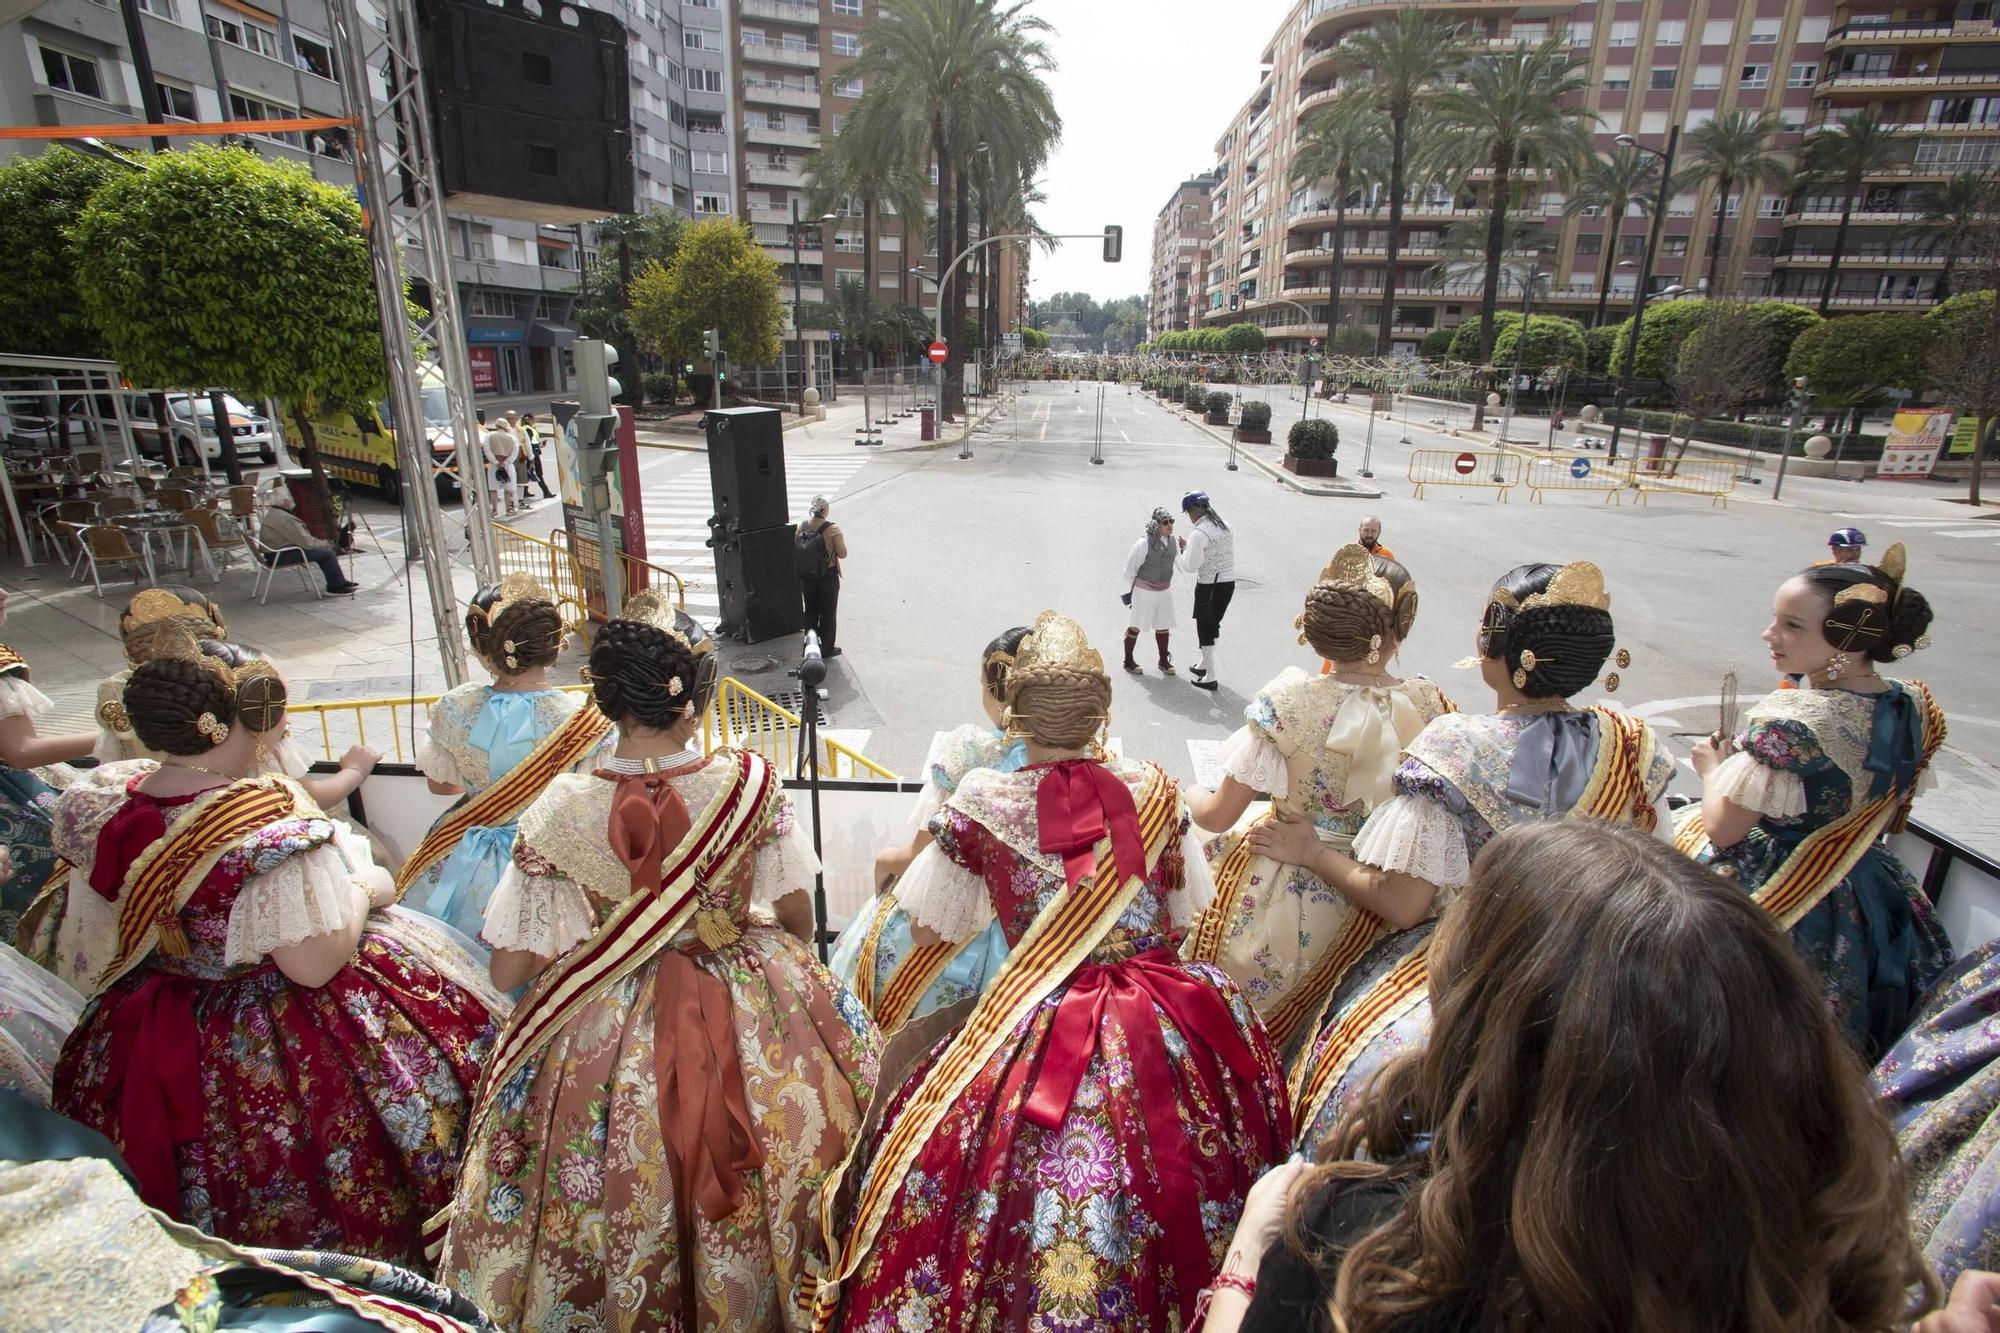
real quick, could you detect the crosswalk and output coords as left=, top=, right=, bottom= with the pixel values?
left=1831, top=512, right=2000, bottom=549
left=643, top=455, right=873, bottom=625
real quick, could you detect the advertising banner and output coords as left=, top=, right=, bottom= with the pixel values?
left=1878, top=409, right=1953, bottom=479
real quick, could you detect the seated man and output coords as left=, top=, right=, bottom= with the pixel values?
left=257, top=491, right=358, bottom=595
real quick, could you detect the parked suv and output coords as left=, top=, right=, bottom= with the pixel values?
left=121, top=393, right=276, bottom=465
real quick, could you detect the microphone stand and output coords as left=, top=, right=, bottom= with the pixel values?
left=793, top=630, right=830, bottom=961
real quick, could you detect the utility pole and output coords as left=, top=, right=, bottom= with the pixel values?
left=1773, top=377, right=1808, bottom=501
left=1606, top=126, right=1681, bottom=465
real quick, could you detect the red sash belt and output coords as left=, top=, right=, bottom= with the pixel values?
left=653, top=947, right=765, bottom=1221
left=1022, top=948, right=1279, bottom=1289
left=99, top=970, right=204, bottom=1217
left=1036, top=759, right=1145, bottom=892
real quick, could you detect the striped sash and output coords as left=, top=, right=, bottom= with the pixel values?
left=1183, top=829, right=1252, bottom=963
left=394, top=703, right=612, bottom=894
left=424, top=749, right=776, bottom=1257
left=811, top=764, right=1181, bottom=1330
left=0, top=643, right=28, bottom=678
left=1268, top=905, right=1390, bottom=1064
left=1676, top=681, right=1944, bottom=930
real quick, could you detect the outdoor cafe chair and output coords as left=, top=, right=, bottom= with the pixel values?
left=78, top=525, right=153, bottom=597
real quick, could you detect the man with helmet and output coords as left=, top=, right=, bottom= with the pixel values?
left=1176, top=491, right=1235, bottom=693
left=1818, top=528, right=1866, bottom=566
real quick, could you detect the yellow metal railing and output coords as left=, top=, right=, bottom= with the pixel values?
left=286, top=676, right=896, bottom=780
left=493, top=523, right=690, bottom=642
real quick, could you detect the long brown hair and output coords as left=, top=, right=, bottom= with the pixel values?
left=1296, top=821, right=1935, bottom=1332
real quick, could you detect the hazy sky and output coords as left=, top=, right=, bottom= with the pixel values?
left=1025, top=0, right=1274, bottom=305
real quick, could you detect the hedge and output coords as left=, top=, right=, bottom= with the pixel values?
left=1287, top=417, right=1340, bottom=459
left=1239, top=400, right=1272, bottom=431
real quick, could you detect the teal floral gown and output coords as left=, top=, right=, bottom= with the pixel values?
left=1679, top=682, right=1953, bottom=1056
left=0, top=649, right=71, bottom=946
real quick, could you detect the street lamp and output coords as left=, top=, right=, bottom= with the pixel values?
left=791, top=199, right=837, bottom=416
left=1604, top=126, right=1681, bottom=464
left=1497, top=269, right=1551, bottom=448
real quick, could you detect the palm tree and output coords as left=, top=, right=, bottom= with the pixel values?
left=1905, top=170, right=1995, bottom=302
left=1564, top=146, right=1660, bottom=327
left=809, top=95, right=931, bottom=383
left=1798, top=113, right=1902, bottom=314
left=1290, top=91, right=1386, bottom=361
left=1678, top=109, right=1790, bottom=295
left=1334, top=9, right=1471, bottom=355
left=1431, top=36, right=1594, bottom=426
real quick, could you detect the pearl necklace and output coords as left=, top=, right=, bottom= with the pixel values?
left=163, top=759, right=243, bottom=782
left=601, top=749, right=705, bottom=776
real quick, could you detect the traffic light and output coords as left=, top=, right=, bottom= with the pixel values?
left=703, top=329, right=721, bottom=361
left=571, top=338, right=620, bottom=488
left=1103, top=225, right=1122, bottom=263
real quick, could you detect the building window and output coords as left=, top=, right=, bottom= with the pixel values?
left=1667, top=191, right=1695, bottom=216
left=1568, top=21, right=1592, bottom=45
left=833, top=76, right=862, bottom=98
left=1603, top=70, right=1631, bottom=91
left=832, top=113, right=849, bottom=133
left=927, top=162, right=939, bottom=185
left=689, top=67, right=721, bottom=92
left=1693, top=64, right=1722, bottom=89
left=667, top=60, right=682, bottom=83
left=156, top=78, right=196, bottom=118
left=1740, top=63, right=1770, bottom=88
left=1655, top=20, right=1685, bottom=44
left=39, top=46, right=104, bottom=100
left=879, top=234, right=901, bottom=252
left=684, top=0, right=716, bottom=6
left=1701, top=18, right=1734, bottom=45
left=831, top=0, right=860, bottom=12
left=206, top=11, right=281, bottom=58
left=228, top=91, right=304, bottom=146
left=684, top=29, right=713, bottom=49
left=1749, top=20, right=1780, bottom=43
left=1608, top=21, right=1639, bottom=46
left=692, top=149, right=726, bottom=174
left=834, top=232, right=863, bottom=253
left=1650, top=67, right=1677, bottom=89
left=136, top=0, right=178, bottom=18
left=294, top=33, right=334, bottom=79
left=831, top=31, right=860, bottom=56
left=1575, top=231, right=1602, bottom=255
left=1787, top=62, right=1817, bottom=86
left=1758, top=196, right=1786, bottom=217
left=1662, top=236, right=1689, bottom=256
left=696, top=193, right=727, bottom=214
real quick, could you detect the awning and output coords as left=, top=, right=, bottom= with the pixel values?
left=527, top=322, right=576, bottom=348
left=465, top=318, right=526, bottom=345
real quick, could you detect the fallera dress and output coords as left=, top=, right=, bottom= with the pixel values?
left=0, top=648, right=72, bottom=946
left=0, top=942, right=80, bottom=1105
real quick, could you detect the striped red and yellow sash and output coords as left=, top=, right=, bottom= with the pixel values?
left=393, top=703, right=612, bottom=894
left=1267, top=905, right=1391, bottom=1061
left=1576, top=706, right=1659, bottom=828
left=1677, top=681, right=1944, bottom=930
left=811, top=764, right=1181, bottom=1331
left=0, top=642, right=28, bottom=679
left=850, top=892, right=965, bottom=1030
left=1291, top=937, right=1433, bottom=1138
left=103, top=776, right=309, bottom=990
left=424, top=750, right=776, bottom=1258
left=1183, top=827, right=1254, bottom=963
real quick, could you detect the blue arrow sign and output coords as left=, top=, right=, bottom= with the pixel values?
left=1570, top=456, right=1592, bottom=479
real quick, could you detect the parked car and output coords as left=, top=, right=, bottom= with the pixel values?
left=119, top=393, right=276, bottom=465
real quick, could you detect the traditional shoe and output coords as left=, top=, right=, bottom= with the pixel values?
left=1190, top=665, right=1208, bottom=680
left=1191, top=678, right=1219, bottom=692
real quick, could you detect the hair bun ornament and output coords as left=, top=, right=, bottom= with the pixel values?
left=468, top=572, right=551, bottom=627
left=1519, top=561, right=1611, bottom=613
left=195, top=711, right=229, bottom=745
left=1010, top=610, right=1106, bottom=683
left=97, top=698, right=131, bottom=734
left=124, top=588, right=224, bottom=635
left=1891, top=633, right=1934, bottom=661
left=1319, top=543, right=1395, bottom=610
left=1878, top=541, right=1908, bottom=604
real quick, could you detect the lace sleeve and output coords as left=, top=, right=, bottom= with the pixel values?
left=1351, top=793, right=1472, bottom=896
left=0, top=673, right=52, bottom=721
left=415, top=701, right=463, bottom=786
left=1165, top=824, right=1217, bottom=928
left=224, top=841, right=373, bottom=965
left=894, top=840, right=995, bottom=945
left=1706, top=749, right=1808, bottom=819
left=751, top=797, right=822, bottom=908
left=481, top=856, right=597, bottom=957
left=1215, top=725, right=1289, bottom=798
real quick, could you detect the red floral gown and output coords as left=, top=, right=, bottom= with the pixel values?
left=50, top=767, right=502, bottom=1265
left=832, top=757, right=1290, bottom=1332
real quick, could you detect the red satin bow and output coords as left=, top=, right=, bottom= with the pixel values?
left=1035, top=759, right=1145, bottom=891
left=654, top=948, right=766, bottom=1221
left=98, top=971, right=204, bottom=1217
left=602, top=771, right=693, bottom=895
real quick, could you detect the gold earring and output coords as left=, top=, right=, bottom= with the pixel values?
left=1821, top=651, right=1851, bottom=685
left=254, top=734, right=269, bottom=767
left=1604, top=672, right=1621, bottom=692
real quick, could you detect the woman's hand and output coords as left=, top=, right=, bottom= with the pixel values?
left=338, top=745, right=382, bottom=776
left=1690, top=733, right=1731, bottom=779
left=1917, top=1271, right=2000, bottom=1333
left=1222, top=1158, right=1311, bottom=1274
left=1248, top=810, right=1322, bottom=869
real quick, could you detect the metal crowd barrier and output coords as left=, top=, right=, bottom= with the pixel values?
left=1523, top=453, right=1630, bottom=504
left=1407, top=448, right=1523, bottom=500
left=1627, top=456, right=1737, bottom=508
left=493, top=523, right=688, bottom=642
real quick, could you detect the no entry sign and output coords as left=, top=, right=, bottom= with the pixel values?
left=927, top=340, right=949, bottom=364
left=1453, top=451, right=1477, bottom=476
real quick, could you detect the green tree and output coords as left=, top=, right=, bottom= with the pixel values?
left=627, top=218, right=785, bottom=372
left=1678, top=109, right=1790, bottom=295
left=1564, top=146, right=1660, bottom=328
left=1904, top=171, right=1995, bottom=303
left=1334, top=10, right=1470, bottom=355
left=1663, top=301, right=1778, bottom=460
left=72, top=145, right=385, bottom=499
left=1221, top=322, right=1267, bottom=354
left=1607, top=299, right=1714, bottom=381
left=0, top=146, right=119, bottom=360
left=1927, top=288, right=1999, bottom=505
left=1783, top=312, right=1934, bottom=415
left=1329, top=326, right=1377, bottom=356
left=1291, top=90, right=1386, bottom=357
left=1797, top=114, right=1902, bottom=315
left=1018, top=325, right=1050, bottom=351
left=574, top=210, right=685, bottom=404
left=1420, top=326, right=1457, bottom=359
left=810, top=91, right=934, bottom=382
left=1447, top=310, right=1584, bottom=372
left=1585, top=322, right=1620, bottom=373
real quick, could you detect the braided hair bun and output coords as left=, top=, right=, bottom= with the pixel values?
left=1480, top=563, right=1616, bottom=700
left=588, top=616, right=698, bottom=729
left=466, top=583, right=562, bottom=675
left=982, top=626, right=1032, bottom=703
left=1379, top=557, right=1420, bottom=643
left=1799, top=557, right=1934, bottom=664
left=1301, top=583, right=1395, bottom=662
left=1003, top=613, right=1110, bottom=750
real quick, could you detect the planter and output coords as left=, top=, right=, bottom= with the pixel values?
left=1233, top=428, right=1272, bottom=444
left=1206, top=411, right=1231, bottom=426
left=1284, top=455, right=1340, bottom=477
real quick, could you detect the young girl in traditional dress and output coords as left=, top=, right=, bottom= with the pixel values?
left=0, top=587, right=100, bottom=945
left=402, top=577, right=605, bottom=949
left=1253, top=562, right=1673, bottom=1156
left=816, top=612, right=1289, bottom=1332
left=50, top=642, right=503, bottom=1264
left=1680, top=543, right=1951, bottom=1056
left=833, top=625, right=1028, bottom=1030
left=437, top=595, right=879, bottom=1332
left=1182, top=546, right=1451, bottom=1061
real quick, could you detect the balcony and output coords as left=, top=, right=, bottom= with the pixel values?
left=747, top=160, right=808, bottom=189
left=749, top=206, right=791, bottom=225
left=1817, top=68, right=2000, bottom=93
left=744, top=119, right=818, bottom=149
left=1826, top=19, right=1998, bottom=46
left=1782, top=209, right=1926, bottom=224
left=742, top=80, right=819, bottom=109
left=1297, top=85, right=1339, bottom=118
left=740, top=37, right=820, bottom=69
left=740, top=0, right=819, bottom=24
left=1299, top=43, right=1339, bottom=79
left=1304, top=0, right=1569, bottom=45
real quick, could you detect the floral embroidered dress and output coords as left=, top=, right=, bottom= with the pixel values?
left=831, top=722, right=1027, bottom=1024
left=49, top=763, right=503, bottom=1265
left=0, top=653, right=70, bottom=945
left=831, top=758, right=1290, bottom=1332
left=0, top=943, right=80, bottom=1105
left=438, top=751, right=881, bottom=1333
left=1189, top=669, right=1449, bottom=1058
left=406, top=683, right=592, bottom=945
left=1681, top=683, right=1953, bottom=1055
left=1291, top=709, right=1673, bottom=1157
left=1873, top=938, right=2000, bottom=1287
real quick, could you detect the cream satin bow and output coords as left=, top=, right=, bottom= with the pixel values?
left=1326, top=687, right=1425, bottom=811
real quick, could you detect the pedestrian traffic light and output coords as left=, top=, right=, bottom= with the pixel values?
left=575, top=338, right=621, bottom=415
left=703, top=329, right=721, bottom=361
left=1102, top=225, right=1122, bottom=263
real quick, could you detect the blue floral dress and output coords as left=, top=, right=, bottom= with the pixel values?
left=0, top=656, right=70, bottom=946
left=408, top=684, right=592, bottom=948
left=831, top=722, right=1026, bottom=1025
left=1683, top=682, right=1953, bottom=1056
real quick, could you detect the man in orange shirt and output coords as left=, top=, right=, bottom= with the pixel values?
left=1359, top=515, right=1394, bottom=561
left=1814, top=528, right=1866, bottom=566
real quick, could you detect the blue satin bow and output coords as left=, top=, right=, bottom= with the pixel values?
left=1864, top=684, right=1922, bottom=800
left=1504, top=712, right=1599, bottom=815
left=468, top=689, right=553, bottom=782
left=427, top=822, right=519, bottom=929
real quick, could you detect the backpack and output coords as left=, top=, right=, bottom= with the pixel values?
left=794, top=522, right=832, bottom=578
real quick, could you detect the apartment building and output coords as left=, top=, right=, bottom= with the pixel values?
left=1189, top=0, right=1996, bottom=354
left=1148, top=171, right=1218, bottom=339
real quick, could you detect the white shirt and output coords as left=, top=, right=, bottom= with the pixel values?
left=482, top=428, right=519, bottom=465
left=1176, top=517, right=1235, bottom=583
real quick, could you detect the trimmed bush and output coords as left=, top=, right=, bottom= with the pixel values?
left=643, top=371, right=677, bottom=403
left=1419, top=327, right=1457, bottom=360
left=1183, top=381, right=1208, bottom=406
left=1239, top=400, right=1272, bottom=431
left=1206, top=390, right=1234, bottom=415
left=1287, top=417, right=1340, bottom=459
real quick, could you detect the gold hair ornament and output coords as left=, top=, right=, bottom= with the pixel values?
left=1367, top=633, right=1383, bottom=665
left=195, top=712, right=229, bottom=745
left=1518, top=562, right=1611, bottom=613
left=1318, top=543, right=1395, bottom=611
left=124, top=588, right=224, bottom=635
left=1010, top=611, right=1106, bottom=682
left=467, top=572, right=550, bottom=629
left=97, top=698, right=131, bottom=734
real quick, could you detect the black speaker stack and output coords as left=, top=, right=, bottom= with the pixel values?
left=704, top=408, right=802, bottom=644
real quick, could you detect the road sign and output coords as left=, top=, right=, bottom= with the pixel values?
left=927, top=341, right=949, bottom=364
left=1453, top=451, right=1477, bottom=476
left=1001, top=332, right=1023, bottom=352
left=1570, top=456, right=1592, bottom=479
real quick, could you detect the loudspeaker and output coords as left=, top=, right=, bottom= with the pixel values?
left=713, top=525, right=803, bottom=644
left=705, top=407, right=790, bottom=534
left=417, top=0, right=633, bottom=224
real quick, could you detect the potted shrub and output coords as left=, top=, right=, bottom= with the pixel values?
left=1285, top=417, right=1340, bottom=477
left=1205, top=390, right=1234, bottom=425
left=1183, top=382, right=1208, bottom=410
left=1235, top=399, right=1273, bottom=444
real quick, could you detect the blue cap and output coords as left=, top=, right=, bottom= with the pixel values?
left=1828, top=527, right=1867, bottom=548
left=1181, top=491, right=1208, bottom=512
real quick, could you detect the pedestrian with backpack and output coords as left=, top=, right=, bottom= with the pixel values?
left=796, top=495, right=847, bottom=658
